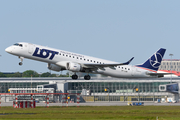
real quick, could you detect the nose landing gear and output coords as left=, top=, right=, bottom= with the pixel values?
left=18, top=56, right=24, bottom=66
left=19, top=62, right=23, bottom=65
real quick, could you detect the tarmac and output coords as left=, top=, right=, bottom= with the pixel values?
left=1, top=102, right=180, bottom=107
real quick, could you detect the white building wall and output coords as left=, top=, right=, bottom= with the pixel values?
left=56, top=82, right=68, bottom=93
left=159, top=60, right=180, bottom=72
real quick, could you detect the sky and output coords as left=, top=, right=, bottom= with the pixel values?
left=0, top=0, right=180, bottom=74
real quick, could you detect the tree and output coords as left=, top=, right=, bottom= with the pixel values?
left=0, top=72, right=6, bottom=77
left=41, top=72, right=51, bottom=77
left=13, top=72, right=22, bottom=77
left=22, top=70, right=39, bottom=77
left=41, top=72, right=58, bottom=77
left=50, top=74, right=57, bottom=77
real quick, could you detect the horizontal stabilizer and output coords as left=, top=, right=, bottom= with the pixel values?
left=146, top=72, right=173, bottom=77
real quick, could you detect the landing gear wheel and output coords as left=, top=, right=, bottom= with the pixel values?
left=72, top=75, right=78, bottom=80
left=19, top=62, right=23, bottom=66
left=84, top=75, right=91, bottom=80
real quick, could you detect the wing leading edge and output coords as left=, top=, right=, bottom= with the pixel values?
left=81, top=57, right=134, bottom=69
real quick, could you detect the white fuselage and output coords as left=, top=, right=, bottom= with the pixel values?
left=5, top=42, right=154, bottom=78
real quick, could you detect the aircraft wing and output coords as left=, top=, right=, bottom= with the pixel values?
left=81, top=57, right=134, bottom=69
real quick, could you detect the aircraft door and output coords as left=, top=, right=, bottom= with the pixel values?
left=28, top=43, right=35, bottom=54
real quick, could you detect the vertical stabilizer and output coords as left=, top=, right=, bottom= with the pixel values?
left=136, top=48, right=166, bottom=71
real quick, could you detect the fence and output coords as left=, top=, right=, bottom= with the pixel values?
left=0, top=93, right=80, bottom=108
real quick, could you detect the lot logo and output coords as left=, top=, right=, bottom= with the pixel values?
left=149, top=53, right=162, bottom=68
left=33, top=47, right=59, bottom=60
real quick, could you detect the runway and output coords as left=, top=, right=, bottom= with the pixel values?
left=1, top=102, right=180, bottom=107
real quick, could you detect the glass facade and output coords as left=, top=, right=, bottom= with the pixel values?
left=68, top=82, right=170, bottom=93
left=68, top=81, right=172, bottom=102
left=0, top=82, right=49, bottom=93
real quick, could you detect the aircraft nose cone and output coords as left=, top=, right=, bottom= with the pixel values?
left=5, top=47, right=12, bottom=53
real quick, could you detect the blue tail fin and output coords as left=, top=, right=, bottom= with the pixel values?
left=136, top=48, right=166, bottom=71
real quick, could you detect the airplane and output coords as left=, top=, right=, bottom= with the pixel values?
left=5, top=42, right=168, bottom=80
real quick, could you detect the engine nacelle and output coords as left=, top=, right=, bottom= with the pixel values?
left=47, top=63, right=62, bottom=72
left=67, top=62, right=82, bottom=72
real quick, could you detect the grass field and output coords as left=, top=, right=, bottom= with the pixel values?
left=0, top=106, right=180, bottom=120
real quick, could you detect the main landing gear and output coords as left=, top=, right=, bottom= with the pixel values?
left=84, top=75, right=91, bottom=80
left=71, top=74, right=91, bottom=80
left=72, top=74, right=78, bottom=80
left=18, top=56, right=24, bottom=66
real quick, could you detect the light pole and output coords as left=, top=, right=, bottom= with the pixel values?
left=31, top=75, right=32, bottom=93
left=169, top=54, right=173, bottom=83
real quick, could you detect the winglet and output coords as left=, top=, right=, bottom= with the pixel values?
left=122, top=57, right=134, bottom=65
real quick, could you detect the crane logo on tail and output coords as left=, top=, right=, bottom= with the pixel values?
left=135, top=48, right=166, bottom=71
left=149, top=53, right=163, bottom=68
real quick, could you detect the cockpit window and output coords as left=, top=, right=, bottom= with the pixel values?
left=14, top=43, right=19, bottom=46
left=13, top=43, right=23, bottom=47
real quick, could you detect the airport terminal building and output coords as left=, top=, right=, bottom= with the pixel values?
left=0, top=77, right=179, bottom=102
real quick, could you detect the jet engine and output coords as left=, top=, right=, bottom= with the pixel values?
left=67, top=62, right=82, bottom=72
left=47, top=63, right=62, bottom=72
